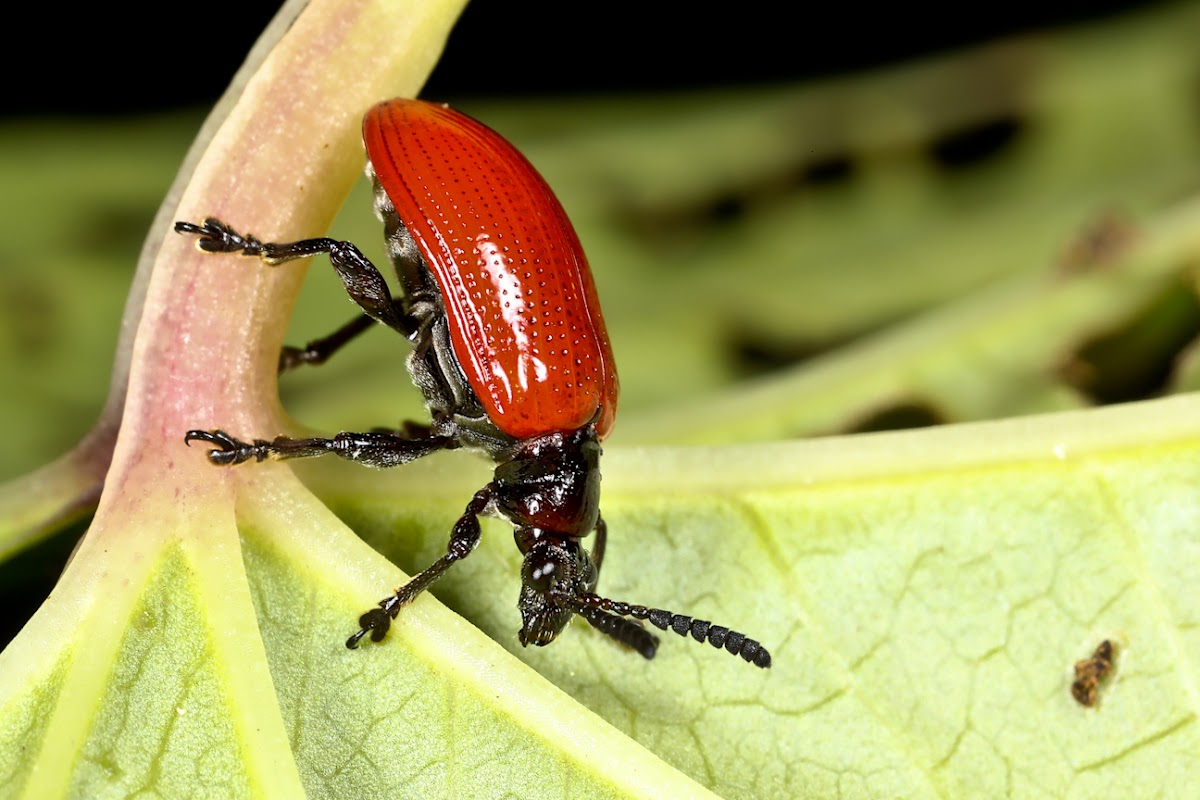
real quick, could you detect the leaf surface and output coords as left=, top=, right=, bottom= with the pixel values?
left=1, top=4, right=1200, bottom=800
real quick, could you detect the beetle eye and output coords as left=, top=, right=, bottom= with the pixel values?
left=523, top=558, right=559, bottom=594
left=522, top=542, right=577, bottom=597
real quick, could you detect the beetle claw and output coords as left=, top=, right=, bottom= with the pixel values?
left=183, top=429, right=267, bottom=466
left=346, top=607, right=393, bottom=648
left=174, top=218, right=263, bottom=256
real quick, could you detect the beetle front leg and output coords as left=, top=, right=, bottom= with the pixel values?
left=184, top=428, right=455, bottom=468
left=175, top=218, right=415, bottom=337
left=347, top=485, right=495, bottom=648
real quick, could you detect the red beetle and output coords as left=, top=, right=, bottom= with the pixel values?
left=179, top=98, right=771, bottom=668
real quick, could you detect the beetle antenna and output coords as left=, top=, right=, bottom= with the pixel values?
left=574, top=592, right=771, bottom=668
left=577, top=605, right=659, bottom=660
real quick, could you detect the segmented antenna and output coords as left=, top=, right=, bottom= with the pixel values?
left=575, top=593, right=772, bottom=668
left=578, top=605, right=659, bottom=660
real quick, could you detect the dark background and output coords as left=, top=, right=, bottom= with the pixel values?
left=2, top=1, right=1157, bottom=117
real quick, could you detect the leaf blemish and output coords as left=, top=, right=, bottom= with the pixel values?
left=1071, top=639, right=1115, bottom=707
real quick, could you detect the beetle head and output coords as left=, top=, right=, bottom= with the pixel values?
left=515, top=533, right=597, bottom=647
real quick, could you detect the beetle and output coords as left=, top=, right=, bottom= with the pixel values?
left=178, top=98, right=771, bottom=668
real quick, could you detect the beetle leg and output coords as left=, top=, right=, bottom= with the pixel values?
left=347, top=485, right=494, bottom=648
left=175, top=218, right=415, bottom=337
left=278, top=299, right=417, bottom=373
left=279, top=313, right=377, bottom=372
left=184, top=428, right=454, bottom=468
left=590, top=515, right=607, bottom=573
left=368, top=418, right=448, bottom=440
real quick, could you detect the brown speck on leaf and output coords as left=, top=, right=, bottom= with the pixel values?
left=1058, top=212, right=1136, bottom=275
left=1071, top=639, right=1115, bottom=707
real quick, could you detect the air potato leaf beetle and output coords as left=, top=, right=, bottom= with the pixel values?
left=179, top=98, right=771, bottom=668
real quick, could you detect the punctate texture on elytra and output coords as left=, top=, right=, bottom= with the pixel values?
left=363, top=99, right=619, bottom=440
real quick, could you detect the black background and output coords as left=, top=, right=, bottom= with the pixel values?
left=2, top=1, right=1155, bottom=117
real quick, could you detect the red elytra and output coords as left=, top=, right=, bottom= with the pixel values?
left=363, top=99, right=618, bottom=441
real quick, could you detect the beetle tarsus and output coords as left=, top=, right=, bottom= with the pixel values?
left=175, top=218, right=264, bottom=256
left=183, top=429, right=270, bottom=466
left=346, top=607, right=394, bottom=649
left=345, top=486, right=492, bottom=647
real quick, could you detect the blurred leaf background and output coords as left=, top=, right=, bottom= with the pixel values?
left=2, top=0, right=1199, bottom=646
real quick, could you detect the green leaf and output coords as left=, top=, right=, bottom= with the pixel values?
left=3, top=3, right=1200, bottom=800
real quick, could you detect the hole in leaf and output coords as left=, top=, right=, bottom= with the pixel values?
left=928, top=116, right=1024, bottom=170
left=618, top=147, right=857, bottom=247
left=844, top=401, right=946, bottom=433
left=796, top=154, right=854, bottom=187
left=0, top=518, right=87, bottom=651
left=727, top=332, right=848, bottom=377
left=69, top=204, right=156, bottom=259
left=726, top=313, right=898, bottom=378
left=1062, top=280, right=1200, bottom=404
left=707, top=193, right=748, bottom=225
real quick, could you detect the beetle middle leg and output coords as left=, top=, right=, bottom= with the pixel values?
left=347, top=485, right=495, bottom=647
left=278, top=308, right=387, bottom=373
left=277, top=290, right=440, bottom=373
